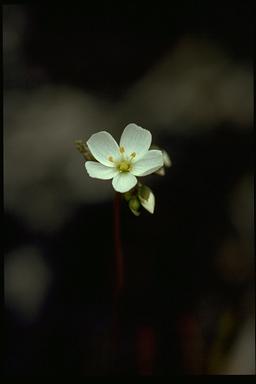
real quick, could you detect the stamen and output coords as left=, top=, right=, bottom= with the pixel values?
left=119, top=146, right=125, bottom=154
left=108, top=156, right=114, bottom=162
left=130, top=152, right=136, bottom=159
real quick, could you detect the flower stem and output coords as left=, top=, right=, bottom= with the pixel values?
left=114, top=192, right=124, bottom=297
left=111, top=192, right=124, bottom=373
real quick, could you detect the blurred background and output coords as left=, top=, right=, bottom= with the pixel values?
left=3, top=3, right=254, bottom=375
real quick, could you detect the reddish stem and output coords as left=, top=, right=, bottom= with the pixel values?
left=114, top=192, right=124, bottom=297
left=111, top=192, right=124, bottom=372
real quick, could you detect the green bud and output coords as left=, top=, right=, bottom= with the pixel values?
left=138, top=186, right=155, bottom=214
left=129, top=197, right=140, bottom=211
left=130, top=208, right=141, bottom=216
left=124, top=191, right=132, bottom=201
left=129, top=197, right=141, bottom=216
left=138, top=185, right=151, bottom=202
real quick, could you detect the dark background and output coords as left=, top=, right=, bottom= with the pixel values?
left=4, top=3, right=254, bottom=375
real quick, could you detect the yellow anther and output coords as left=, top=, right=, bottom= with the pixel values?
left=108, top=156, right=114, bottom=162
left=119, top=146, right=125, bottom=154
left=130, top=152, right=136, bottom=159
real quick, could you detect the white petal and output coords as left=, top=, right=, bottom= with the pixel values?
left=86, top=131, right=120, bottom=166
left=131, top=150, right=164, bottom=176
left=120, top=123, right=152, bottom=160
left=140, top=191, right=155, bottom=214
left=112, top=172, right=137, bottom=193
left=85, top=161, right=118, bottom=180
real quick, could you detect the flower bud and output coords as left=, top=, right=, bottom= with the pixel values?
left=155, top=167, right=165, bottom=176
left=129, top=197, right=141, bottom=216
left=151, top=147, right=171, bottom=176
left=162, top=149, right=172, bottom=167
left=124, top=191, right=133, bottom=201
left=75, top=140, right=95, bottom=161
left=138, top=185, right=151, bottom=201
left=138, top=186, right=155, bottom=214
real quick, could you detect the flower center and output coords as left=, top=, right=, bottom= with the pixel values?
left=117, top=161, right=132, bottom=172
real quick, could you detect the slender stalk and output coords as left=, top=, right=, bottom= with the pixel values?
left=114, top=192, right=124, bottom=297
left=111, top=192, right=124, bottom=373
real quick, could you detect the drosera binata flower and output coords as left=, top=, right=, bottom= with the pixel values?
left=76, top=123, right=171, bottom=215
left=84, top=123, right=164, bottom=193
left=75, top=123, right=171, bottom=365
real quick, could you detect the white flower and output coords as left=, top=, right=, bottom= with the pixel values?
left=85, top=123, right=164, bottom=193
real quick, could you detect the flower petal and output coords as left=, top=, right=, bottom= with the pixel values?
left=87, top=131, right=120, bottom=166
left=85, top=161, right=118, bottom=179
left=131, top=150, right=164, bottom=176
left=112, top=172, right=137, bottom=193
left=120, top=123, right=152, bottom=160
